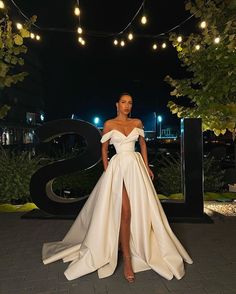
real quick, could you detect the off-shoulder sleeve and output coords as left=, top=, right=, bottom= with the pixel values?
left=137, top=128, right=145, bottom=137
left=100, top=131, right=113, bottom=143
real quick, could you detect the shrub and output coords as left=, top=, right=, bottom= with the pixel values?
left=153, top=152, right=225, bottom=196
left=0, top=148, right=41, bottom=204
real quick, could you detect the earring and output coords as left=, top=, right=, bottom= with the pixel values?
left=117, top=108, right=119, bottom=115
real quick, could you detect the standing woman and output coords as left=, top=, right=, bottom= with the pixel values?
left=42, top=93, right=193, bottom=282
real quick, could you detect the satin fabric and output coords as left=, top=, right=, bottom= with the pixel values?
left=42, top=127, right=193, bottom=280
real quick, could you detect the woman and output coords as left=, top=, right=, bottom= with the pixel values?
left=42, top=93, right=193, bottom=282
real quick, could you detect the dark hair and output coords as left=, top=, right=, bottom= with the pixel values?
left=118, top=92, right=133, bottom=102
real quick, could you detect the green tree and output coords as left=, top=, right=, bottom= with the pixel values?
left=165, top=0, right=236, bottom=136
left=0, top=6, right=36, bottom=118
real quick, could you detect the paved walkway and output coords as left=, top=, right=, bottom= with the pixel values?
left=0, top=212, right=236, bottom=294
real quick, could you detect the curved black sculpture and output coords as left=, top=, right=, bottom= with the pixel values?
left=30, top=119, right=101, bottom=215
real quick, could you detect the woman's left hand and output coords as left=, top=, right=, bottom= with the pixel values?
left=147, top=166, right=154, bottom=180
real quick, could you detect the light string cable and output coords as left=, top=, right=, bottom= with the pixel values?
left=8, top=0, right=215, bottom=38
left=9, top=0, right=40, bottom=29
left=117, top=0, right=145, bottom=35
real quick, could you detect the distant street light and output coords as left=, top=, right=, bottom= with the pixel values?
left=94, top=117, right=100, bottom=126
left=157, top=115, right=162, bottom=138
left=40, top=113, right=45, bottom=122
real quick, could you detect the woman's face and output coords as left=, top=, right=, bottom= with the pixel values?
left=116, top=95, right=133, bottom=116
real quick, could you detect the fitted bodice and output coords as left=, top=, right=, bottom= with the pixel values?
left=100, top=127, right=145, bottom=154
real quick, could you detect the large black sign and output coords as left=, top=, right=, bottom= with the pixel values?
left=29, top=119, right=101, bottom=215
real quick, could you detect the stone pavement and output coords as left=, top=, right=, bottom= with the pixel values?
left=0, top=212, right=236, bottom=294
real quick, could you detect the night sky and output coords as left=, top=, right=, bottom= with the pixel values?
left=9, top=0, right=196, bottom=130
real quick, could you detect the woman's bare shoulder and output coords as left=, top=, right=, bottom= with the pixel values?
left=131, top=118, right=143, bottom=128
left=103, top=119, right=117, bottom=132
left=103, top=118, right=116, bottom=127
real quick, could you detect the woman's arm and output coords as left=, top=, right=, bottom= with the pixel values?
left=101, top=121, right=111, bottom=171
left=137, top=120, right=154, bottom=180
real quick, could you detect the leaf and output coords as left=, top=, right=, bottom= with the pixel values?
left=185, top=2, right=192, bottom=10
left=14, top=34, right=23, bottom=45
left=20, top=28, right=30, bottom=38
left=214, top=129, right=221, bottom=136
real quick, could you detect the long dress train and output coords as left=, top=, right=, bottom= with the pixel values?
left=42, top=127, right=193, bottom=280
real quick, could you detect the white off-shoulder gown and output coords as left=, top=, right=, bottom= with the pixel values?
left=42, top=127, right=193, bottom=281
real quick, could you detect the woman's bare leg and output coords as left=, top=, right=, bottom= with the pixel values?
left=119, top=182, right=134, bottom=281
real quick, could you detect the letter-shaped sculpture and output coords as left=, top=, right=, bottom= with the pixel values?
left=30, top=119, right=101, bottom=216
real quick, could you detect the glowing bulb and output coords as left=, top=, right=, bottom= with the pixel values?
left=195, top=44, right=200, bottom=50
left=200, top=21, right=207, bottom=29
left=36, top=35, right=40, bottom=41
left=214, top=37, right=220, bottom=44
left=77, top=27, right=83, bottom=34
left=177, top=36, right=182, bottom=42
left=162, top=42, right=167, bottom=49
left=113, top=39, right=118, bottom=45
left=120, top=40, right=125, bottom=47
left=0, top=1, right=4, bottom=9
left=152, top=43, right=157, bottom=50
left=30, top=33, right=35, bottom=39
left=74, top=7, right=80, bottom=16
left=81, top=39, right=86, bottom=46
left=128, top=33, right=133, bottom=40
left=78, top=37, right=83, bottom=43
left=16, top=23, right=23, bottom=30
left=141, top=15, right=147, bottom=25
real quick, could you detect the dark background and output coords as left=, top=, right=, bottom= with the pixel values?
left=8, top=0, right=196, bottom=130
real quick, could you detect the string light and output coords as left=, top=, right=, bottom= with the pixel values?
left=77, top=27, right=83, bottom=34
left=8, top=0, right=228, bottom=53
left=0, top=1, right=4, bottom=9
left=74, top=6, right=80, bottom=16
left=78, top=37, right=85, bottom=46
left=214, top=37, right=220, bottom=44
left=141, top=15, right=147, bottom=25
left=16, top=23, right=23, bottom=30
left=36, top=35, right=41, bottom=40
left=162, top=42, right=167, bottom=49
left=152, top=43, right=157, bottom=50
left=177, top=36, right=182, bottom=42
left=200, top=21, right=207, bottom=29
left=128, top=33, right=134, bottom=40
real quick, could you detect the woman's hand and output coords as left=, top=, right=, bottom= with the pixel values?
left=147, top=166, right=154, bottom=180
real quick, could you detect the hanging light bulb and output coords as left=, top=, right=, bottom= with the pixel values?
left=74, top=6, right=80, bottom=16
left=113, top=39, right=118, bottom=46
left=141, top=15, right=147, bottom=25
left=152, top=43, right=157, bottom=50
left=0, top=1, right=4, bottom=9
left=214, top=37, right=220, bottom=44
left=162, top=42, right=167, bottom=49
left=16, top=23, right=23, bottom=30
left=177, top=36, right=182, bottom=43
left=120, top=40, right=125, bottom=47
left=81, top=39, right=86, bottom=46
left=200, top=21, right=207, bottom=29
left=36, top=35, right=41, bottom=41
left=30, top=33, right=35, bottom=39
left=128, top=33, right=133, bottom=41
left=195, top=44, right=200, bottom=50
left=77, top=27, right=83, bottom=34
left=78, top=37, right=83, bottom=43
